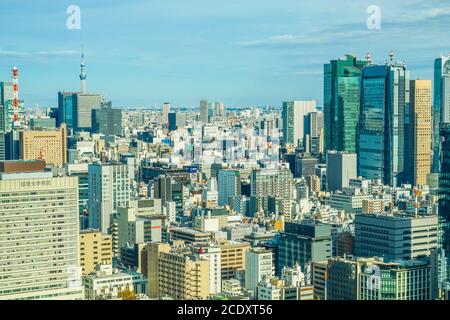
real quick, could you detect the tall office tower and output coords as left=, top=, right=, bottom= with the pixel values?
left=433, top=56, right=450, bottom=173
left=324, top=54, right=367, bottom=153
left=0, top=81, right=14, bottom=160
left=277, top=221, right=332, bottom=275
left=57, top=92, right=102, bottom=132
left=214, top=101, right=225, bottom=117
left=303, top=111, right=324, bottom=157
left=218, top=169, right=241, bottom=206
left=154, top=175, right=173, bottom=206
left=326, top=151, right=357, bottom=192
left=92, top=101, right=122, bottom=136
left=157, top=246, right=210, bottom=300
left=354, top=213, right=438, bottom=261
left=251, top=165, right=294, bottom=212
left=168, top=112, right=186, bottom=131
left=162, top=102, right=170, bottom=126
left=79, top=230, right=113, bottom=275
left=88, top=163, right=131, bottom=234
left=80, top=50, right=87, bottom=94
left=19, top=124, right=67, bottom=168
left=359, top=55, right=410, bottom=186
left=282, top=100, right=316, bottom=146
left=438, top=123, right=450, bottom=296
left=410, top=80, right=432, bottom=186
left=0, top=160, right=83, bottom=300
left=245, top=248, right=273, bottom=294
left=200, top=99, right=209, bottom=123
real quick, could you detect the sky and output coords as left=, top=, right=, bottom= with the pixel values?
left=0, top=0, right=450, bottom=109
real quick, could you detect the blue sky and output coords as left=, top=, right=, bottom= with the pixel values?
left=0, top=0, right=449, bottom=108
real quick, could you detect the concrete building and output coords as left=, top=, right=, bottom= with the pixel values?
left=219, top=240, right=251, bottom=280
left=245, top=248, right=273, bottom=295
left=326, top=151, right=357, bottom=192
left=0, top=162, right=83, bottom=300
left=282, top=100, right=316, bottom=146
left=218, top=169, right=241, bottom=207
left=79, top=230, right=113, bottom=275
left=277, top=221, right=332, bottom=274
left=355, top=213, right=438, bottom=261
left=88, top=162, right=131, bottom=234
left=83, top=264, right=148, bottom=300
left=19, top=124, right=67, bottom=167
left=328, top=188, right=371, bottom=214
left=158, top=245, right=210, bottom=300
left=92, top=101, right=122, bottom=136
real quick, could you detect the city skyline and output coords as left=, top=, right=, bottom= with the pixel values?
left=1, top=0, right=450, bottom=108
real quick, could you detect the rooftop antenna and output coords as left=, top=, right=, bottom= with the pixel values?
left=366, top=52, right=372, bottom=65
left=389, top=50, right=395, bottom=66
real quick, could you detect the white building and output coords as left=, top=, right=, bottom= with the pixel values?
left=88, top=163, right=131, bottom=234
left=245, top=248, right=273, bottom=295
left=195, top=245, right=222, bottom=295
left=83, top=264, right=147, bottom=300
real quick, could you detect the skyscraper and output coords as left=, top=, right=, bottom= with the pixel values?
left=438, top=123, right=450, bottom=296
left=200, top=99, right=209, bottom=123
left=433, top=55, right=450, bottom=173
left=88, top=163, right=131, bottom=234
left=58, top=92, right=102, bottom=132
left=410, top=80, right=432, bottom=186
left=324, top=55, right=367, bottom=153
left=282, top=101, right=316, bottom=147
left=358, top=55, right=410, bottom=186
left=162, top=102, right=170, bottom=126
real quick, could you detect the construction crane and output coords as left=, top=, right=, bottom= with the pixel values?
left=11, top=67, right=19, bottom=128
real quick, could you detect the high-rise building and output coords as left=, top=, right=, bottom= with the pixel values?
left=79, top=230, right=113, bottom=275
left=251, top=165, right=294, bottom=213
left=154, top=175, right=173, bottom=206
left=57, top=92, right=102, bottom=132
left=326, top=151, right=357, bottom=192
left=218, top=169, right=241, bottom=206
left=162, top=102, right=171, bottom=126
left=359, top=57, right=410, bottom=186
left=324, top=54, right=367, bottom=153
left=200, top=100, right=209, bottom=123
left=214, top=101, right=225, bottom=117
left=245, top=248, right=273, bottom=294
left=282, top=100, right=316, bottom=146
left=19, top=124, right=67, bottom=168
left=92, top=101, right=122, bottom=136
left=438, top=123, right=450, bottom=295
left=88, top=163, right=131, bottom=234
left=433, top=56, right=450, bottom=173
left=277, top=221, right=332, bottom=275
left=0, top=161, right=83, bottom=300
left=410, top=80, right=432, bottom=186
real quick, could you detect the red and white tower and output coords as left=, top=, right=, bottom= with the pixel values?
left=11, top=67, right=19, bottom=128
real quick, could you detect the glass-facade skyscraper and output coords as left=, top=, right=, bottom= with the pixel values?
left=433, top=56, right=450, bottom=173
left=324, top=55, right=367, bottom=153
left=358, top=62, right=410, bottom=187
left=439, top=123, right=450, bottom=297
